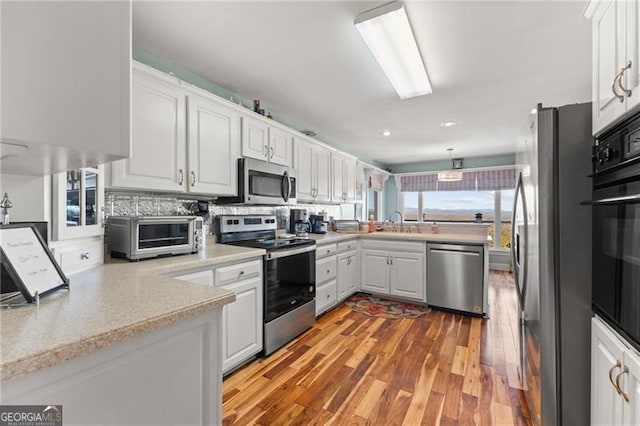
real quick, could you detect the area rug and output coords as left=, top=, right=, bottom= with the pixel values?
left=345, top=293, right=431, bottom=319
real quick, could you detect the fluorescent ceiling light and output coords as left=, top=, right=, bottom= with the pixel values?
left=437, top=170, right=463, bottom=182
left=355, top=2, right=432, bottom=100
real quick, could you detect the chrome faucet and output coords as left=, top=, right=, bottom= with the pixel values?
left=386, top=210, right=403, bottom=233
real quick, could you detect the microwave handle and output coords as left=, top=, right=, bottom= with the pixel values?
left=282, top=171, right=290, bottom=203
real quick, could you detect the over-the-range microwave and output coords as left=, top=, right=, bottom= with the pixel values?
left=217, top=158, right=296, bottom=205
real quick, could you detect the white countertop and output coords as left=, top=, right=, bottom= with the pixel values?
left=0, top=238, right=264, bottom=382
left=308, top=231, right=491, bottom=246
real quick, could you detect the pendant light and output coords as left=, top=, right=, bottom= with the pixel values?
left=437, top=148, right=463, bottom=182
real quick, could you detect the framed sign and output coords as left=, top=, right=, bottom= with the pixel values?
left=0, top=224, right=68, bottom=303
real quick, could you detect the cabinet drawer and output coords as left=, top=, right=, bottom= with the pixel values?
left=338, top=240, right=357, bottom=253
left=215, top=259, right=261, bottom=286
left=316, top=255, right=337, bottom=284
left=57, top=240, right=103, bottom=275
left=316, top=243, right=337, bottom=259
left=316, top=279, right=337, bottom=315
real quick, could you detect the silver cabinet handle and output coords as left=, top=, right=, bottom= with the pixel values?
left=191, top=171, right=196, bottom=187
left=239, top=270, right=245, bottom=276
left=610, top=360, right=622, bottom=394
left=178, top=169, right=184, bottom=185
left=616, top=366, right=630, bottom=402
left=613, top=61, right=633, bottom=102
left=264, top=144, right=269, bottom=158
left=81, top=252, right=90, bottom=260
left=270, top=146, right=275, bottom=159
left=327, top=269, right=330, bottom=274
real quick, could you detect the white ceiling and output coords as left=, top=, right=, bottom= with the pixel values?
left=132, top=1, right=591, bottom=166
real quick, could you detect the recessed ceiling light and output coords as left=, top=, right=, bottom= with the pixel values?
left=440, top=120, right=458, bottom=128
left=530, top=108, right=537, bottom=115
left=381, top=130, right=391, bottom=137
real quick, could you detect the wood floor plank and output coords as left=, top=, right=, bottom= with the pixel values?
left=222, top=271, right=532, bottom=426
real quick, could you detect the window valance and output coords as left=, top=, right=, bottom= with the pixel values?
left=400, top=167, right=516, bottom=192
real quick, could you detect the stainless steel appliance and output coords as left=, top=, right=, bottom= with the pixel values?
left=217, top=158, right=296, bottom=205
left=332, top=220, right=360, bottom=232
left=289, top=208, right=307, bottom=234
left=215, top=215, right=316, bottom=355
left=511, top=102, right=592, bottom=425
left=309, top=214, right=327, bottom=234
left=426, top=243, right=484, bottom=315
left=107, top=216, right=203, bottom=261
left=589, top=111, right=640, bottom=351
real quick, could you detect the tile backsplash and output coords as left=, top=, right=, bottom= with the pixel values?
left=105, top=191, right=344, bottom=233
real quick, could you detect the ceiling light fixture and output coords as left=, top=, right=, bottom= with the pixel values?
left=355, top=1, right=432, bottom=100
left=381, top=130, right=391, bottom=137
left=437, top=148, right=463, bottom=182
left=440, top=120, right=458, bottom=128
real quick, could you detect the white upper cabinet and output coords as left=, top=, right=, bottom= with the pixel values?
left=589, top=0, right=640, bottom=134
left=294, top=137, right=332, bottom=203
left=111, top=67, right=187, bottom=192
left=187, top=95, right=240, bottom=195
left=1, top=1, right=131, bottom=175
left=241, top=117, right=270, bottom=162
left=52, top=166, right=105, bottom=241
left=331, top=152, right=357, bottom=203
left=110, top=62, right=240, bottom=196
left=268, top=127, right=294, bottom=167
left=241, top=117, right=292, bottom=167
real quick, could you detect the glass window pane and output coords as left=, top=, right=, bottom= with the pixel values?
left=422, top=190, right=495, bottom=223
left=403, top=192, right=419, bottom=221
left=66, top=170, right=81, bottom=227
left=500, top=189, right=514, bottom=249
left=86, top=171, right=97, bottom=226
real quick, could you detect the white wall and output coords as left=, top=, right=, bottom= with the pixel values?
left=0, top=173, right=50, bottom=222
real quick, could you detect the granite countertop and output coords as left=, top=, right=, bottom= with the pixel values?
left=0, top=239, right=265, bottom=382
left=309, top=231, right=491, bottom=246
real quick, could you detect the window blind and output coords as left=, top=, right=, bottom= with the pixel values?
left=400, top=167, right=516, bottom=192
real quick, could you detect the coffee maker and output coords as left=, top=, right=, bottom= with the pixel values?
left=289, top=208, right=310, bottom=237
left=309, top=214, right=327, bottom=234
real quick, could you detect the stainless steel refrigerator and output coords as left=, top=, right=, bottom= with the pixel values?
left=511, top=102, right=592, bottom=425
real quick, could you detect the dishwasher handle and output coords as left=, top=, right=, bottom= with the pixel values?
left=429, top=248, right=480, bottom=256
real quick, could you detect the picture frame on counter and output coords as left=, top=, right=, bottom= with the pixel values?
left=0, top=224, right=69, bottom=304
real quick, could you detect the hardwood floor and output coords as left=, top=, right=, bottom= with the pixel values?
left=223, top=270, right=532, bottom=425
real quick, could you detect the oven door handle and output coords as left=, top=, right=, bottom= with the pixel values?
left=267, top=245, right=315, bottom=260
left=583, top=194, right=640, bottom=205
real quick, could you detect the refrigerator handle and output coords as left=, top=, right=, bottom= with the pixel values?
left=511, top=171, right=529, bottom=306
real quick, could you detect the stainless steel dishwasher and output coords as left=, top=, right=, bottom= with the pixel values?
left=427, top=243, right=484, bottom=314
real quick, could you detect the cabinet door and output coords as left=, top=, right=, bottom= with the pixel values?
left=331, top=152, right=345, bottom=202
left=593, top=0, right=627, bottom=134
left=315, top=146, right=332, bottom=203
left=241, top=116, right=269, bottom=162
left=187, top=96, right=240, bottom=195
left=221, top=278, right=263, bottom=374
left=390, top=252, right=425, bottom=302
left=294, top=137, right=315, bottom=202
left=344, top=157, right=357, bottom=202
left=268, top=127, right=293, bottom=167
left=625, top=1, right=640, bottom=113
left=360, top=250, right=389, bottom=294
left=337, top=253, right=350, bottom=300
left=624, top=348, right=640, bottom=425
left=111, top=72, right=186, bottom=191
left=346, top=252, right=359, bottom=297
left=592, top=317, right=626, bottom=426
left=53, top=166, right=105, bottom=241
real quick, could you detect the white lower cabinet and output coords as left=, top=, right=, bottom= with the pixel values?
left=174, top=258, right=262, bottom=374
left=360, top=240, right=426, bottom=303
left=316, top=243, right=338, bottom=316
left=592, top=316, right=640, bottom=425
left=337, top=251, right=358, bottom=300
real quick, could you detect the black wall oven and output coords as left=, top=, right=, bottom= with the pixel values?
left=591, top=113, right=640, bottom=349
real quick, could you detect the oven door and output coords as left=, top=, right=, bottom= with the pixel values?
left=591, top=179, right=640, bottom=345
left=134, top=217, right=194, bottom=256
left=264, top=245, right=315, bottom=323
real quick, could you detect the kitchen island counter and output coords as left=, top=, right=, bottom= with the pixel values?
left=0, top=239, right=264, bottom=382
left=308, top=231, right=490, bottom=246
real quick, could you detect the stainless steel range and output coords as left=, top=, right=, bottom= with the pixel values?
left=215, top=215, right=316, bottom=355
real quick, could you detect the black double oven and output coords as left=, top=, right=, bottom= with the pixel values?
left=591, top=112, right=640, bottom=348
